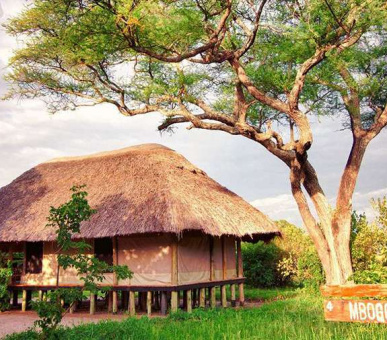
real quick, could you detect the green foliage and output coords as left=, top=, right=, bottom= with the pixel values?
left=244, top=200, right=387, bottom=289
left=4, top=0, right=386, bottom=132
left=242, top=241, right=283, bottom=287
left=32, top=185, right=132, bottom=337
left=350, top=199, right=387, bottom=284
left=5, top=289, right=387, bottom=340
left=243, top=221, right=324, bottom=288
left=0, top=252, right=12, bottom=312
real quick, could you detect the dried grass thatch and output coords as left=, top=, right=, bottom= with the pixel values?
left=0, top=144, right=279, bottom=242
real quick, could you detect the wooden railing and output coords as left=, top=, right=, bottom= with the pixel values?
left=320, top=284, right=387, bottom=324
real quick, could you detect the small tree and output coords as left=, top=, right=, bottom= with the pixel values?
left=31, top=185, right=132, bottom=337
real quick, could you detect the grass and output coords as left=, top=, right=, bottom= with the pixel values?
left=5, top=288, right=387, bottom=340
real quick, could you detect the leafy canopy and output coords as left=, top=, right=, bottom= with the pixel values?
left=4, top=0, right=386, bottom=136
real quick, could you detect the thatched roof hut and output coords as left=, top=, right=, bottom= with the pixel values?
left=1, top=144, right=280, bottom=314
left=0, top=143, right=279, bottom=242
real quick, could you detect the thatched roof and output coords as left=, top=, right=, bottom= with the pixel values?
left=0, top=144, right=279, bottom=242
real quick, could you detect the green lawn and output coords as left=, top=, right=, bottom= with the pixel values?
left=6, top=288, right=387, bottom=340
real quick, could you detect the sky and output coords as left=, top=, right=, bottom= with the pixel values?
left=0, top=0, right=386, bottom=227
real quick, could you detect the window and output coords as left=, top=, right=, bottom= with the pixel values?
left=25, top=242, right=43, bottom=274
left=94, top=238, right=113, bottom=266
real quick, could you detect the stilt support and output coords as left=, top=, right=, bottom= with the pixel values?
left=171, top=291, right=178, bottom=313
left=161, top=291, right=168, bottom=315
left=129, top=291, right=136, bottom=316
left=22, top=290, right=27, bottom=312
left=221, top=285, right=227, bottom=307
left=210, top=287, right=216, bottom=308
left=112, top=291, right=118, bottom=314
left=90, top=293, right=96, bottom=315
left=239, top=283, right=245, bottom=306
left=70, top=301, right=77, bottom=314
left=199, top=288, right=205, bottom=308
left=186, top=289, right=192, bottom=313
left=147, top=291, right=152, bottom=317
left=230, top=284, right=236, bottom=307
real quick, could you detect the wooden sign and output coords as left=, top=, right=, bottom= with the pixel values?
left=321, top=284, right=387, bottom=324
left=324, top=300, right=387, bottom=324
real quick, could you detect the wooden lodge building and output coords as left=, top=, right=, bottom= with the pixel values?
left=0, top=144, right=279, bottom=315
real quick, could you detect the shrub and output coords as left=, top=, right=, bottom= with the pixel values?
left=0, top=252, right=12, bottom=312
left=242, top=221, right=324, bottom=288
left=350, top=199, right=387, bottom=284
left=242, top=241, right=283, bottom=287
left=243, top=198, right=387, bottom=288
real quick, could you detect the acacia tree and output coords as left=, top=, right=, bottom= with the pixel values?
left=4, top=0, right=387, bottom=284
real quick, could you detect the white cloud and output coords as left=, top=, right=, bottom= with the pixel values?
left=250, top=187, right=387, bottom=227
left=250, top=194, right=299, bottom=224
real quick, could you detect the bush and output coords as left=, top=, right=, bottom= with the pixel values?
left=242, top=241, right=283, bottom=287
left=350, top=199, right=387, bottom=284
left=0, top=252, right=12, bottom=312
left=242, top=221, right=324, bottom=288
left=243, top=197, right=387, bottom=288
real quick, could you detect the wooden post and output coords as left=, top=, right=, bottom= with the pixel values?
left=22, top=242, right=27, bottom=276
left=90, top=293, right=96, bottom=315
left=112, top=236, right=118, bottom=314
left=112, top=291, right=118, bottom=314
left=199, top=288, right=205, bottom=308
left=221, top=236, right=227, bottom=308
left=237, top=239, right=244, bottom=306
left=108, top=291, right=113, bottom=312
left=69, top=301, right=77, bottom=314
left=209, top=236, right=216, bottom=308
left=210, top=236, right=215, bottom=282
left=129, top=291, right=136, bottom=316
left=38, top=290, right=43, bottom=301
left=147, top=291, right=152, bottom=317
left=161, top=291, right=168, bottom=315
left=221, top=285, right=227, bottom=308
left=230, top=284, right=236, bottom=307
left=186, top=289, right=192, bottom=313
left=171, top=236, right=178, bottom=313
left=210, top=287, right=216, bottom=308
left=22, top=290, right=27, bottom=312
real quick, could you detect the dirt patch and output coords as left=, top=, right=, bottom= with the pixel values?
left=0, top=311, right=128, bottom=339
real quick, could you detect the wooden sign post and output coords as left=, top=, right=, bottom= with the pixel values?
left=321, top=284, right=387, bottom=324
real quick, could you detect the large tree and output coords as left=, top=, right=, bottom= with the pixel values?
left=4, top=0, right=387, bottom=284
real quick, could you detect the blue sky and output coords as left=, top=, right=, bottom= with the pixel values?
left=1, top=0, right=386, bottom=226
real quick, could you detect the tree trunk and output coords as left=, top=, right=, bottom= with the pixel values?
left=296, top=136, right=371, bottom=285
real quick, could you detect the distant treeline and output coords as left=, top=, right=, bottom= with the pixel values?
left=243, top=197, right=387, bottom=288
